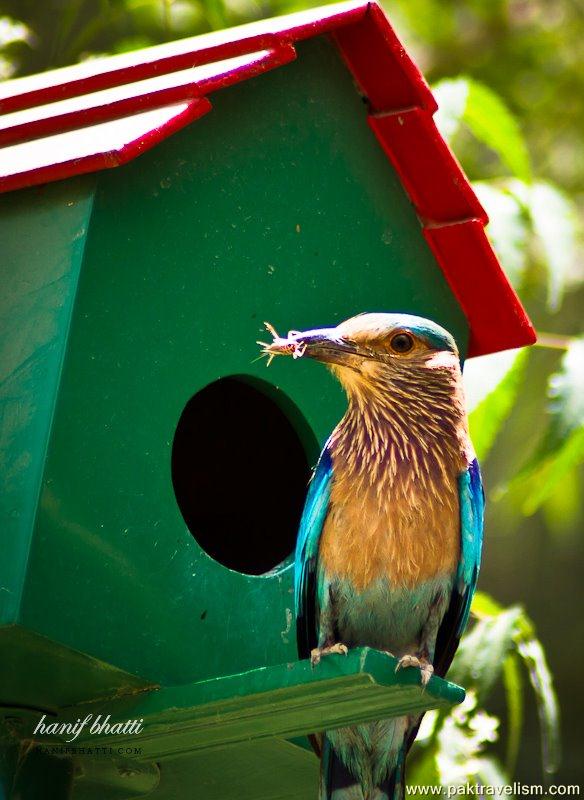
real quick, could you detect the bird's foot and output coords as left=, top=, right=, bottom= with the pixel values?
left=310, top=643, right=349, bottom=666
left=395, top=654, right=434, bottom=687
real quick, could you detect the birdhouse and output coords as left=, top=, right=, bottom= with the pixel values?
left=0, top=1, right=535, bottom=797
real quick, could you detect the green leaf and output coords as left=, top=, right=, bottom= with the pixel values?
left=519, top=427, right=584, bottom=515
left=464, top=349, right=521, bottom=413
left=449, top=607, right=524, bottom=702
left=466, top=349, right=529, bottom=461
left=510, top=337, right=584, bottom=514
left=0, top=16, right=34, bottom=47
left=472, top=756, right=509, bottom=789
left=515, top=636, right=561, bottom=776
left=547, top=337, right=584, bottom=440
left=528, top=181, right=581, bottom=311
left=433, top=77, right=532, bottom=181
left=435, top=693, right=504, bottom=785
left=408, top=740, right=441, bottom=788
left=464, top=593, right=561, bottom=778
left=470, top=591, right=505, bottom=618
left=433, top=77, right=469, bottom=140
left=484, top=178, right=582, bottom=310
left=502, top=652, right=524, bottom=777
left=541, top=466, right=581, bottom=537
left=472, top=181, right=530, bottom=290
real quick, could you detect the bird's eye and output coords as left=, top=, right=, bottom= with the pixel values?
left=390, top=332, right=414, bottom=353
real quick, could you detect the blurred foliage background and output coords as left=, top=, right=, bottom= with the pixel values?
left=1, top=0, right=582, bottom=791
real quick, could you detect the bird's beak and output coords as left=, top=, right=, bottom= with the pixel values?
left=260, top=323, right=359, bottom=367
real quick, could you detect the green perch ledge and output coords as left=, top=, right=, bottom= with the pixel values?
left=22, top=648, right=464, bottom=761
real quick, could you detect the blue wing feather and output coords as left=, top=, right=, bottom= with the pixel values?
left=406, top=458, right=484, bottom=755
left=434, top=457, right=484, bottom=676
left=456, top=458, right=485, bottom=633
left=294, top=445, right=333, bottom=659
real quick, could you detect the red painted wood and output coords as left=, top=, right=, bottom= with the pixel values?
left=0, top=45, right=295, bottom=148
left=333, top=3, right=436, bottom=113
left=0, top=2, right=367, bottom=115
left=0, top=0, right=536, bottom=356
left=369, top=109, right=487, bottom=225
left=0, top=98, right=212, bottom=194
left=424, top=221, right=537, bottom=356
left=0, top=38, right=277, bottom=116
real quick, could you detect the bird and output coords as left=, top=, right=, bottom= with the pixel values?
left=259, top=312, right=484, bottom=800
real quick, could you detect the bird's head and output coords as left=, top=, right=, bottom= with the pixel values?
left=259, top=313, right=461, bottom=400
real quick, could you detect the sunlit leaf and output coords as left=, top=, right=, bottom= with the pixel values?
left=502, top=652, right=524, bottom=777
left=415, top=710, right=440, bottom=744
left=528, top=182, right=581, bottom=310
left=541, top=467, right=581, bottom=537
left=449, top=607, right=523, bottom=701
left=0, top=15, right=34, bottom=77
left=0, top=54, right=15, bottom=79
left=111, top=35, right=153, bottom=54
left=464, top=349, right=521, bottom=413
left=433, top=77, right=469, bottom=140
left=433, top=77, right=532, bottom=181
left=464, top=593, right=561, bottom=778
left=518, top=428, right=584, bottom=515
left=515, top=636, right=561, bottom=775
left=408, top=740, right=441, bottom=787
left=470, top=591, right=505, bottom=618
left=436, top=693, right=504, bottom=785
left=472, top=756, right=509, bottom=789
left=510, top=337, right=584, bottom=513
left=482, top=177, right=583, bottom=308
left=0, top=16, right=35, bottom=47
left=466, top=349, right=528, bottom=461
left=472, top=181, right=530, bottom=289
left=547, top=337, right=584, bottom=439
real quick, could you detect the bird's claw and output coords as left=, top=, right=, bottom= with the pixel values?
left=310, top=643, right=349, bottom=666
left=395, top=654, right=434, bottom=687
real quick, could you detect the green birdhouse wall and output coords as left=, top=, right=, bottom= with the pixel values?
left=0, top=2, right=535, bottom=797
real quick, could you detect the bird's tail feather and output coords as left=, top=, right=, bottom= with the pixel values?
left=320, top=737, right=405, bottom=800
left=375, top=757, right=405, bottom=800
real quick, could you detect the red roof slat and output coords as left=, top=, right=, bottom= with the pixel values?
left=0, top=98, right=212, bottom=194
left=369, top=109, right=488, bottom=225
left=0, top=2, right=367, bottom=115
left=424, top=221, right=536, bottom=356
left=333, top=3, right=436, bottom=113
left=0, top=0, right=536, bottom=357
left=0, top=45, right=296, bottom=148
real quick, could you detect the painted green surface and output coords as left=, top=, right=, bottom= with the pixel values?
left=0, top=626, right=153, bottom=710
left=30, top=649, right=462, bottom=760
left=8, top=747, right=74, bottom=800
left=13, top=650, right=462, bottom=799
left=70, top=739, right=315, bottom=800
left=0, top=34, right=474, bottom=800
left=9, top=36, right=468, bottom=695
left=6, top=740, right=318, bottom=800
left=68, top=760, right=160, bottom=800
left=143, top=739, right=318, bottom=800
left=0, top=177, right=95, bottom=624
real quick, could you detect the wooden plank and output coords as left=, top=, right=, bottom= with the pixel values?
left=28, top=649, right=464, bottom=762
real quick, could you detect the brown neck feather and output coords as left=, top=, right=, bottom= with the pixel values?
left=328, top=358, right=471, bottom=497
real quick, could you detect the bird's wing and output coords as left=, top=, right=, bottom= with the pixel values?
left=434, top=457, right=485, bottom=677
left=294, top=445, right=333, bottom=660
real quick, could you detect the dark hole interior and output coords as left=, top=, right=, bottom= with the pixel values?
left=172, top=376, right=316, bottom=575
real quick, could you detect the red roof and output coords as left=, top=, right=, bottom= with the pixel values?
left=0, top=0, right=535, bottom=357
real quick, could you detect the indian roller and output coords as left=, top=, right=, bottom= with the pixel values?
left=261, top=313, right=483, bottom=800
